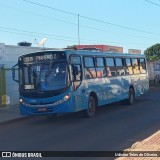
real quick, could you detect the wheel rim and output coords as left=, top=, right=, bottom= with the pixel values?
left=87, top=97, right=96, bottom=116
left=129, top=89, right=134, bottom=104
left=89, top=100, right=95, bottom=113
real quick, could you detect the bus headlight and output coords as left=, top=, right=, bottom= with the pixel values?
left=64, top=94, right=70, bottom=101
left=19, top=99, right=30, bottom=106
left=52, top=94, right=70, bottom=106
left=19, top=99, right=23, bottom=103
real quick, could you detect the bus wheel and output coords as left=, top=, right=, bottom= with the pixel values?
left=128, top=88, right=135, bottom=105
left=85, top=96, right=96, bottom=117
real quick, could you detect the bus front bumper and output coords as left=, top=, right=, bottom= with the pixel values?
left=20, top=100, right=74, bottom=115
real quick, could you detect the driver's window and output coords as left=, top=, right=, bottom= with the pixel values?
left=70, top=56, right=82, bottom=90
left=71, top=65, right=82, bottom=81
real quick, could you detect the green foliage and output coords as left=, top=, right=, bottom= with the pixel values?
left=144, top=44, right=160, bottom=61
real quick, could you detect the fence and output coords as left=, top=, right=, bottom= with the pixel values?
left=0, top=68, right=19, bottom=106
left=0, top=68, right=6, bottom=106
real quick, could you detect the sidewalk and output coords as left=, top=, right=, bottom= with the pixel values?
left=116, top=130, right=160, bottom=160
left=0, top=104, right=25, bottom=123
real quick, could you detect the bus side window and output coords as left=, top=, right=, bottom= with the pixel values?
left=125, top=58, right=133, bottom=75
left=115, top=58, right=125, bottom=76
left=139, top=58, right=146, bottom=74
left=132, top=58, right=140, bottom=75
left=106, top=58, right=116, bottom=77
left=96, top=57, right=106, bottom=78
left=84, top=57, right=96, bottom=79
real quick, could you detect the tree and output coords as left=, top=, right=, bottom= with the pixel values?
left=144, top=43, right=160, bottom=61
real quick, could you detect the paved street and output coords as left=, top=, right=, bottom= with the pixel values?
left=0, top=87, right=160, bottom=160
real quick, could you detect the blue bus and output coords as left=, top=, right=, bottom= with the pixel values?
left=12, top=50, right=149, bottom=117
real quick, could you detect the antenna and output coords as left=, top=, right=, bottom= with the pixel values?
left=34, top=38, right=47, bottom=47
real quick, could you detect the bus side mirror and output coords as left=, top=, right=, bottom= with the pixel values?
left=12, top=64, right=19, bottom=83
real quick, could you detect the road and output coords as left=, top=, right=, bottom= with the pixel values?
left=0, top=87, right=160, bottom=160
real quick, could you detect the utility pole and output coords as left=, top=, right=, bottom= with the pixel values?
left=78, top=14, right=80, bottom=45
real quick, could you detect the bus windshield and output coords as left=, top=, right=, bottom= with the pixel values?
left=20, top=62, right=69, bottom=95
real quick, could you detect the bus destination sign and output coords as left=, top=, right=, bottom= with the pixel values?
left=21, top=52, right=66, bottom=63
left=23, top=55, right=53, bottom=63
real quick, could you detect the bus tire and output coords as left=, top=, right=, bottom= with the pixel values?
left=128, top=88, right=135, bottom=105
left=85, top=96, right=96, bottom=117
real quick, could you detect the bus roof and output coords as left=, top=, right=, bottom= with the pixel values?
left=71, top=50, right=145, bottom=58
left=19, top=49, right=145, bottom=58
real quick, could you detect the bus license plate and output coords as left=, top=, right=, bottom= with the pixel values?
left=38, top=108, right=46, bottom=112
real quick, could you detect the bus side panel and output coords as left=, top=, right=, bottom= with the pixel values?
left=84, top=79, right=100, bottom=105
left=140, top=74, right=149, bottom=94
left=131, top=75, right=144, bottom=97
left=94, top=78, right=106, bottom=106
left=83, top=78, right=105, bottom=107
left=73, top=82, right=88, bottom=112
left=121, top=75, right=131, bottom=99
left=104, top=77, right=123, bottom=104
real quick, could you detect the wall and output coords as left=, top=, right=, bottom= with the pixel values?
left=0, top=43, right=55, bottom=105
left=5, top=45, right=45, bottom=68
left=147, top=60, right=160, bottom=80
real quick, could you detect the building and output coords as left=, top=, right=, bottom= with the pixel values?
left=0, top=43, right=55, bottom=106
left=68, top=44, right=123, bottom=53
left=147, top=60, right=160, bottom=82
left=128, top=49, right=141, bottom=54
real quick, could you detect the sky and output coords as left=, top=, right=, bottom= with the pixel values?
left=0, top=0, right=160, bottom=53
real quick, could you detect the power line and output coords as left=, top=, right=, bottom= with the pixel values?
left=0, top=26, right=116, bottom=43
left=0, top=4, right=113, bottom=34
left=0, top=3, right=116, bottom=34
left=0, top=26, right=77, bottom=40
left=0, top=3, right=78, bottom=26
left=0, top=26, right=149, bottom=45
left=23, top=0, right=160, bottom=36
left=23, top=0, right=77, bottom=16
left=145, top=0, right=160, bottom=7
left=22, top=0, right=81, bottom=42
left=1, top=3, right=159, bottom=40
left=80, top=15, right=159, bottom=36
left=0, top=28, right=78, bottom=43
left=0, top=2, right=158, bottom=47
